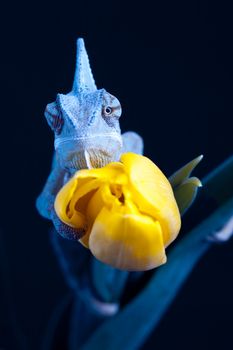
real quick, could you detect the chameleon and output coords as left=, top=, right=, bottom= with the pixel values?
left=36, top=38, right=143, bottom=240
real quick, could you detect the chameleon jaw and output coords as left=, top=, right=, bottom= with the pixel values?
left=55, top=133, right=123, bottom=171
left=66, top=148, right=117, bottom=170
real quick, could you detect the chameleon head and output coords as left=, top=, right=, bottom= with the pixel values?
left=44, top=38, right=123, bottom=171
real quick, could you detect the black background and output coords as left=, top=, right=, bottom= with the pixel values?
left=0, top=1, right=232, bottom=349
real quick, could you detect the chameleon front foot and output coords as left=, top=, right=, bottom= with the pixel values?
left=51, top=210, right=86, bottom=241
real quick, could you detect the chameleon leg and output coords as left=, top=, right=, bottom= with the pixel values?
left=36, top=156, right=83, bottom=240
left=36, top=162, right=66, bottom=220
left=121, top=131, right=144, bottom=155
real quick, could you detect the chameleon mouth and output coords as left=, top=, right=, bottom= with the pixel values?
left=69, top=148, right=115, bottom=170
left=55, top=133, right=123, bottom=171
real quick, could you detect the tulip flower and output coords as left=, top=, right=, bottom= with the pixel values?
left=55, top=152, right=181, bottom=271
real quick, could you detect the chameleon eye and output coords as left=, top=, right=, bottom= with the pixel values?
left=105, top=106, right=112, bottom=115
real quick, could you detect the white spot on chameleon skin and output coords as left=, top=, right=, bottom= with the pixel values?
left=84, top=150, right=93, bottom=169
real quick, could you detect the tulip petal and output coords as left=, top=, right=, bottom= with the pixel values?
left=54, top=177, right=85, bottom=228
left=120, top=153, right=181, bottom=247
left=55, top=177, right=99, bottom=229
left=77, top=162, right=125, bottom=181
left=89, top=206, right=167, bottom=271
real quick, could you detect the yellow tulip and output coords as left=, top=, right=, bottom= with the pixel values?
left=55, top=153, right=181, bottom=271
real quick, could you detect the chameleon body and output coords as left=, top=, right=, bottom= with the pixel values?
left=36, top=38, right=143, bottom=240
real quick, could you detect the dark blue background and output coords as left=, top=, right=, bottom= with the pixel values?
left=0, top=1, right=232, bottom=349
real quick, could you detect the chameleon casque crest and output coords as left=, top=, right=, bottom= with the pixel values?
left=36, top=38, right=143, bottom=239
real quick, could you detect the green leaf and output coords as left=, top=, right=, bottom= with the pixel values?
left=173, top=177, right=202, bottom=215
left=169, top=155, right=203, bottom=215
left=169, top=155, right=203, bottom=188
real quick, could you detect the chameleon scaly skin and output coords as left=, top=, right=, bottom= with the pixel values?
left=36, top=38, right=143, bottom=239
